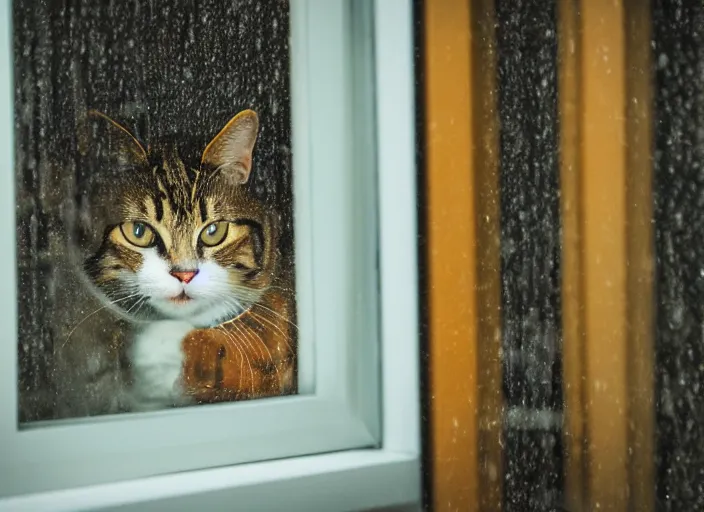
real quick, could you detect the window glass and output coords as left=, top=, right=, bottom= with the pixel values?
left=14, top=0, right=298, bottom=424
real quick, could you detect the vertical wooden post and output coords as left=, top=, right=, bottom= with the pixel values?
left=625, top=0, right=655, bottom=510
left=424, top=0, right=502, bottom=509
left=581, top=2, right=629, bottom=507
left=558, top=0, right=654, bottom=510
left=471, top=0, right=503, bottom=510
left=557, top=0, right=587, bottom=509
left=424, top=0, right=478, bottom=509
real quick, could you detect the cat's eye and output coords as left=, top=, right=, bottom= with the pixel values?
left=120, top=221, right=156, bottom=248
left=200, top=221, right=229, bottom=246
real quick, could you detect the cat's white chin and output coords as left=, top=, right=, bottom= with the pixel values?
left=150, top=296, right=243, bottom=328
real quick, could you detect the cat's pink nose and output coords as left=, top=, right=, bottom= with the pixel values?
left=170, top=270, right=198, bottom=284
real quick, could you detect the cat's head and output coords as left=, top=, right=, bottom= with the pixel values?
left=77, top=109, right=277, bottom=327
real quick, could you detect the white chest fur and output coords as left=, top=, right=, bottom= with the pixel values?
left=128, top=320, right=195, bottom=411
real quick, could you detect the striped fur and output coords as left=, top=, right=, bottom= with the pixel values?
left=83, top=110, right=278, bottom=328
left=79, top=110, right=295, bottom=408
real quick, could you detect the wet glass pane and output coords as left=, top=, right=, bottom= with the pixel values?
left=496, top=0, right=563, bottom=509
left=14, top=0, right=297, bottom=423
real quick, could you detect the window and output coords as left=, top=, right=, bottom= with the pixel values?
left=0, top=1, right=420, bottom=509
left=15, top=0, right=299, bottom=425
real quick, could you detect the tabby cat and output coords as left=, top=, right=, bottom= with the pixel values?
left=75, top=109, right=296, bottom=411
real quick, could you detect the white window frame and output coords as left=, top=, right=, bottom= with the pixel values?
left=0, top=0, right=419, bottom=509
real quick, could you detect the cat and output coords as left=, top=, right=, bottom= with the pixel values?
left=69, top=109, right=296, bottom=412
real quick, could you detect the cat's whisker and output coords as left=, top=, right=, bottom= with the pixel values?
left=226, top=313, right=268, bottom=363
left=223, top=288, right=261, bottom=305
left=215, top=297, right=252, bottom=320
left=223, top=299, right=276, bottom=364
left=61, top=293, right=142, bottom=349
left=246, top=306, right=288, bottom=339
left=206, top=279, right=264, bottom=296
left=215, top=325, right=246, bottom=392
left=215, top=295, right=293, bottom=357
left=220, top=327, right=254, bottom=391
left=217, top=307, right=249, bottom=326
left=131, top=297, right=150, bottom=319
left=228, top=322, right=254, bottom=397
left=124, top=295, right=146, bottom=315
left=250, top=302, right=300, bottom=331
left=217, top=325, right=255, bottom=396
left=193, top=285, right=256, bottom=306
left=222, top=309, right=263, bottom=362
left=125, top=296, right=151, bottom=322
left=224, top=298, right=272, bottom=362
left=262, top=284, right=295, bottom=294
left=236, top=320, right=281, bottom=381
left=246, top=309, right=293, bottom=356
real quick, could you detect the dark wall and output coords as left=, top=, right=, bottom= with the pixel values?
left=653, top=0, right=704, bottom=509
left=495, top=1, right=564, bottom=510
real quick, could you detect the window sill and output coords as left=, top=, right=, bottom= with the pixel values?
left=0, top=450, right=420, bottom=512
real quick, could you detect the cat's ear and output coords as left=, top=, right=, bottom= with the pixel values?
left=201, top=110, right=259, bottom=185
left=78, top=110, right=148, bottom=171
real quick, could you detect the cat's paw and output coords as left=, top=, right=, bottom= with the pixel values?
left=181, top=328, right=234, bottom=402
left=181, top=327, right=290, bottom=403
left=129, top=320, right=194, bottom=410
